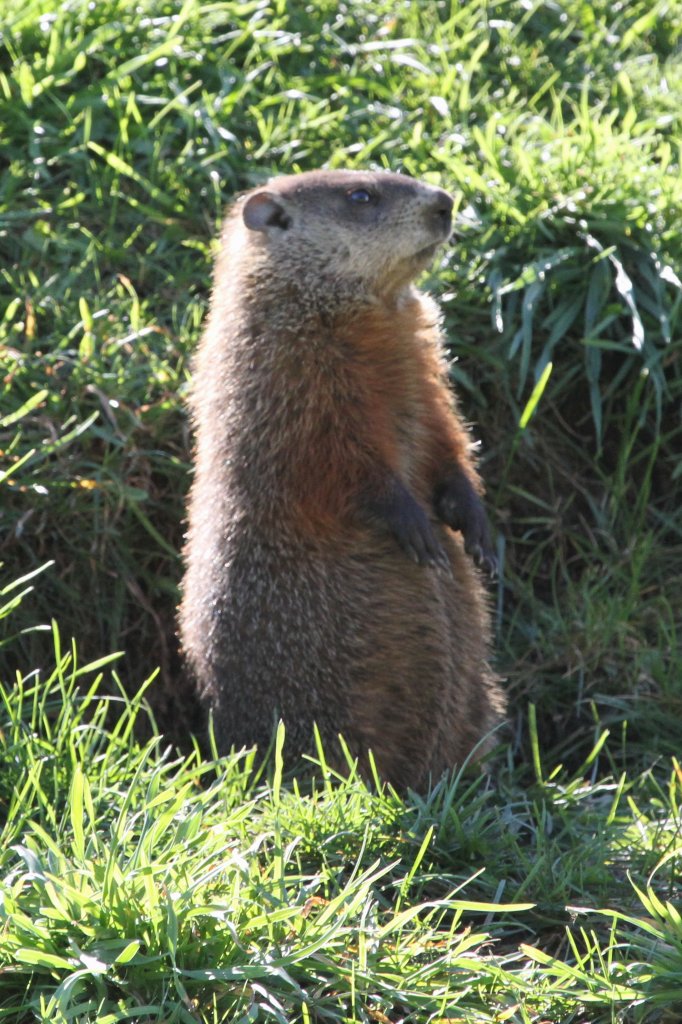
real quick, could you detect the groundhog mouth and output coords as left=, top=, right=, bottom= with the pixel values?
left=415, top=241, right=443, bottom=262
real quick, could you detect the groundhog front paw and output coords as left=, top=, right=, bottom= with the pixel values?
left=434, top=468, right=497, bottom=576
left=389, top=495, right=451, bottom=570
left=366, top=478, right=450, bottom=570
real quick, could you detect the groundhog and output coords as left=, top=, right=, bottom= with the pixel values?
left=179, top=168, right=505, bottom=791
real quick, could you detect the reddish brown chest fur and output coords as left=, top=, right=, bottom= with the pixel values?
left=230, top=296, right=474, bottom=541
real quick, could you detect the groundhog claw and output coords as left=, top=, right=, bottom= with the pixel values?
left=466, top=539, right=498, bottom=578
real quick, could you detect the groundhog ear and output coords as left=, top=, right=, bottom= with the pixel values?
left=242, top=191, right=292, bottom=233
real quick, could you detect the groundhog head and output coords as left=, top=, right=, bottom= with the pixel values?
left=236, top=169, right=453, bottom=301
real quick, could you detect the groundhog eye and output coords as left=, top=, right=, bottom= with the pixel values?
left=347, top=188, right=374, bottom=204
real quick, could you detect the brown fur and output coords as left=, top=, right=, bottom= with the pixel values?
left=179, top=169, right=505, bottom=790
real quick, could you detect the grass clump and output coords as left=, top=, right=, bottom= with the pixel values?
left=1, top=606, right=681, bottom=1022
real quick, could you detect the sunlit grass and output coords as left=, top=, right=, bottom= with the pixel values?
left=1, top=591, right=681, bottom=1021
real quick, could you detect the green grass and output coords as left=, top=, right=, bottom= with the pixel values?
left=1, top=0, right=681, bottom=1020
left=1, top=624, right=681, bottom=1022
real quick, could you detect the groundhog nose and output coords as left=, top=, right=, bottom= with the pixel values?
left=430, top=190, right=453, bottom=235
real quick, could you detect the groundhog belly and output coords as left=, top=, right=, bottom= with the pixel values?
left=187, top=524, right=494, bottom=790
left=345, top=532, right=496, bottom=788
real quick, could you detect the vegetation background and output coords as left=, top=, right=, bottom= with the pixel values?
left=1, top=0, right=681, bottom=1021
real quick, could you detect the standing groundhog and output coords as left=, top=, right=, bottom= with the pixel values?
left=179, top=168, right=505, bottom=791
